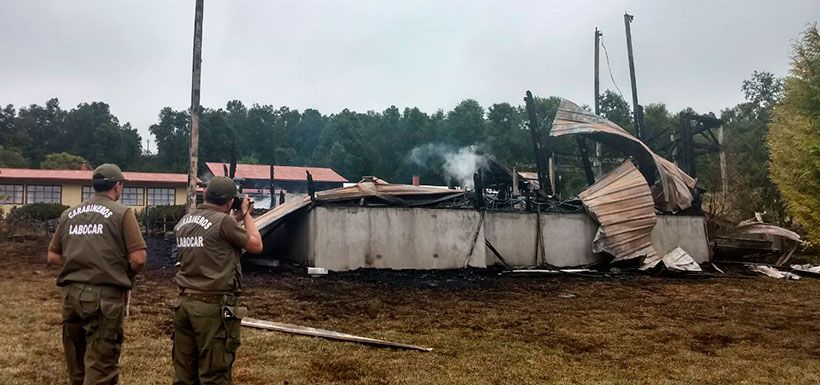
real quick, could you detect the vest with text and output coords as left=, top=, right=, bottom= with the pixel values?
left=57, top=194, right=130, bottom=289
left=174, top=207, right=243, bottom=293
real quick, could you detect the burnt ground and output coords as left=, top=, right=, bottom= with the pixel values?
left=2, top=238, right=819, bottom=385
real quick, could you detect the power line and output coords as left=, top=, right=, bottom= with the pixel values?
left=599, top=35, right=625, bottom=100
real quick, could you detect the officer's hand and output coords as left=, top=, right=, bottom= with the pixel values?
left=240, top=194, right=253, bottom=217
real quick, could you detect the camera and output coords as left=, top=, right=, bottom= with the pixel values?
left=231, top=195, right=254, bottom=212
left=231, top=196, right=243, bottom=211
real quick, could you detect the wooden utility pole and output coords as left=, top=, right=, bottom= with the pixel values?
left=186, top=0, right=204, bottom=213
left=624, top=13, right=644, bottom=140
left=594, top=28, right=601, bottom=116
left=593, top=28, right=603, bottom=178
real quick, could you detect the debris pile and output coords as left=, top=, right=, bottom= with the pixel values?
left=749, top=265, right=801, bottom=280
left=641, top=247, right=702, bottom=272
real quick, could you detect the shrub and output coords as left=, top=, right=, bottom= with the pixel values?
left=7, top=203, right=68, bottom=223
left=768, top=26, right=820, bottom=244
left=139, top=205, right=186, bottom=223
left=139, top=205, right=187, bottom=234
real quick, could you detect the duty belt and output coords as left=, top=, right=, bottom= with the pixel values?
left=66, top=282, right=126, bottom=298
left=178, top=288, right=239, bottom=304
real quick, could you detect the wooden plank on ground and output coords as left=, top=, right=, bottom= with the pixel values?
left=241, top=317, right=432, bottom=352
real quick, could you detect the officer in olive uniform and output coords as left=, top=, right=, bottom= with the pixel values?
left=47, top=163, right=147, bottom=385
left=172, top=176, right=263, bottom=385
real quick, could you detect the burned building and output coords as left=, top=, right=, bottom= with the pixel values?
left=249, top=97, right=714, bottom=271
left=253, top=178, right=709, bottom=271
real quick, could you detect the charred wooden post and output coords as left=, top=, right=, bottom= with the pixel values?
left=473, top=171, right=485, bottom=211
left=576, top=137, right=596, bottom=186
left=306, top=171, right=316, bottom=203
left=269, top=164, right=275, bottom=210
left=677, top=113, right=695, bottom=177
left=229, top=139, right=237, bottom=179
left=279, top=190, right=285, bottom=205
left=511, top=167, right=520, bottom=196
left=524, top=90, right=552, bottom=197
left=525, top=192, right=532, bottom=212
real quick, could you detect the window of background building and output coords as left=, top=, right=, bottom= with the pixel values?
left=81, top=186, right=94, bottom=201
left=26, top=185, right=61, bottom=204
left=147, top=187, right=175, bottom=206
left=121, top=187, right=144, bottom=206
left=0, top=184, right=24, bottom=204
left=84, top=186, right=144, bottom=206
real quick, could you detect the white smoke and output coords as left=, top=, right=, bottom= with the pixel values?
left=408, top=144, right=488, bottom=189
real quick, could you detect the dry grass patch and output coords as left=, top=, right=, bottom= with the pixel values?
left=1, top=239, right=819, bottom=384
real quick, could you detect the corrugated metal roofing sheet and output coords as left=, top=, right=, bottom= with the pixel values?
left=0, top=167, right=190, bottom=184
left=205, top=162, right=348, bottom=183
left=255, top=196, right=312, bottom=236
left=735, top=222, right=801, bottom=242
left=517, top=171, right=538, bottom=180
left=254, top=180, right=465, bottom=235
left=551, top=99, right=696, bottom=212
left=578, top=161, right=658, bottom=261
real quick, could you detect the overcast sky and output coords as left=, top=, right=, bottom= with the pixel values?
left=1, top=1, right=817, bottom=145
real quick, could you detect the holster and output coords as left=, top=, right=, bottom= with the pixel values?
left=222, top=305, right=247, bottom=320
left=220, top=295, right=247, bottom=320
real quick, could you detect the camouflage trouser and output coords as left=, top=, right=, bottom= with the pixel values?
left=172, top=295, right=243, bottom=385
left=61, top=283, right=126, bottom=385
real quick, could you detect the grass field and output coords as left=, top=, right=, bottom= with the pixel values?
left=1, top=239, right=819, bottom=385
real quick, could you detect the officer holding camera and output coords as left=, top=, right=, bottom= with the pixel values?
left=172, top=175, right=263, bottom=385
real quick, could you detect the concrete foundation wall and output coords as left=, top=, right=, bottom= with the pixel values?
left=274, top=207, right=710, bottom=271
left=483, top=212, right=600, bottom=267
left=651, top=215, right=711, bottom=263
left=309, top=207, right=485, bottom=271
left=270, top=208, right=315, bottom=266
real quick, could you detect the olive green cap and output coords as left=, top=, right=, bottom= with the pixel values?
left=92, top=163, right=127, bottom=183
left=206, top=176, right=238, bottom=200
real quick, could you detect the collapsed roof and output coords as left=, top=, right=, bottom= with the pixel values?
left=255, top=179, right=465, bottom=236
left=550, top=99, right=697, bottom=212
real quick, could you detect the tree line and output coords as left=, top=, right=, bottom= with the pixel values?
left=1, top=26, right=817, bottom=241
left=0, top=84, right=774, bottom=216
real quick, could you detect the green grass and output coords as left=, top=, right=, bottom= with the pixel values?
left=1, top=240, right=819, bottom=385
